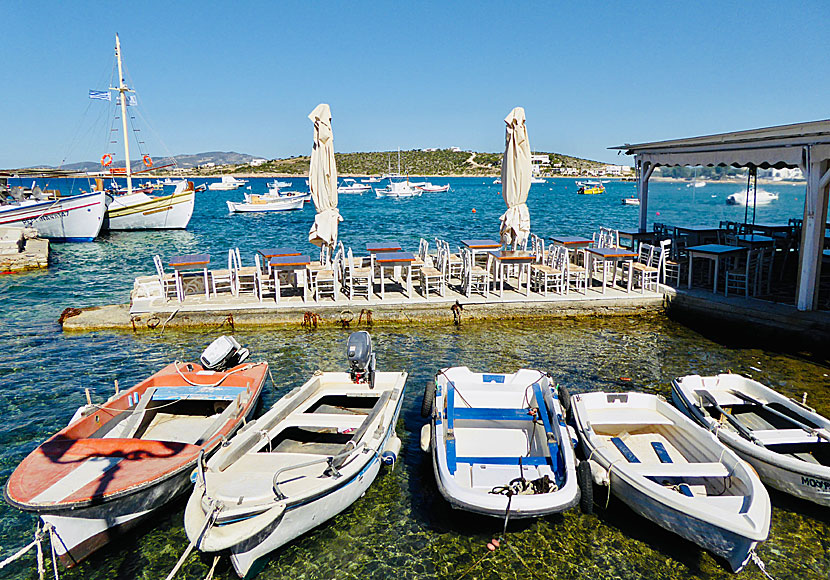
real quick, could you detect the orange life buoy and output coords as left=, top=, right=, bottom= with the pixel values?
left=142, top=154, right=153, bottom=167
left=101, top=154, right=113, bottom=167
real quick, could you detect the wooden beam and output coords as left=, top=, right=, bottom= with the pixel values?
left=796, top=153, right=830, bottom=311
left=637, top=160, right=655, bottom=233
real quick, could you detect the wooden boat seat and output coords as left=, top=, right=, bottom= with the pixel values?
left=752, top=428, right=823, bottom=446
left=628, top=462, right=731, bottom=478
left=152, top=386, right=245, bottom=401
left=453, top=407, right=536, bottom=422
left=588, top=408, right=674, bottom=427
left=286, top=413, right=366, bottom=430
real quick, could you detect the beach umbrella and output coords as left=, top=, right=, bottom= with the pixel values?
left=499, top=107, right=532, bottom=248
left=308, top=103, right=342, bottom=248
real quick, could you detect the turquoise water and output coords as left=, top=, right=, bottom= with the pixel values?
left=1, top=178, right=826, bottom=579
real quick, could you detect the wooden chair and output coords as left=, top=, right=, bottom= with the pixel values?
left=210, top=249, right=236, bottom=296
left=343, top=247, right=372, bottom=300
left=231, top=249, right=261, bottom=300
left=461, top=247, right=489, bottom=298
left=420, top=244, right=446, bottom=298
left=625, top=243, right=659, bottom=293
left=411, top=238, right=431, bottom=273
left=254, top=254, right=276, bottom=301
left=314, top=248, right=339, bottom=302
left=530, top=245, right=564, bottom=297
left=725, top=248, right=763, bottom=297
left=562, top=247, right=588, bottom=294
left=153, top=255, right=180, bottom=302
left=436, top=239, right=463, bottom=280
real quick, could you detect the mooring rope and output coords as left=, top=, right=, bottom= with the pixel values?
left=0, top=522, right=49, bottom=571
left=164, top=501, right=221, bottom=580
left=750, top=550, right=776, bottom=580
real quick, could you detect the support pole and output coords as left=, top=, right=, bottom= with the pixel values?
left=796, top=149, right=830, bottom=311
left=637, top=160, right=655, bottom=233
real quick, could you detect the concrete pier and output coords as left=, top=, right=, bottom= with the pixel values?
left=0, top=227, right=48, bottom=273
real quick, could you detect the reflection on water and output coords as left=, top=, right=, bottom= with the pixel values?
left=0, top=178, right=825, bottom=579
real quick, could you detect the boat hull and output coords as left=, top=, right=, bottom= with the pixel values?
left=104, top=188, right=195, bottom=230
left=0, top=191, right=106, bottom=242
left=226, top=198, right=304, bottom=212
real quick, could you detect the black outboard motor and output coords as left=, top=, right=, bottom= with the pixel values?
left=200, top=336, right=250, bottom=371
left=346, top=331, right=375, bottom=388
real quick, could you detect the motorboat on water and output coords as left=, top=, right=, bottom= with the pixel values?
left=420, top=367, right=580, bottom=518
left=361, top=176, right=382, bottom=183
left=726, top=190, right=778, bottom=206
left=3, top=337, right=268, bottom=567
left=531, top=176, right=546, bottom=184
left=375, top=177, right=422, bottom=198
left=570, top=391, right=770, bottom=572
left=184, top=332, right=407, bottom=578
left=337, top=178, right=372, bottom=194
left=671, top=373, right=830, bottom=507
left=621, top=196, right=640, bottom=206
left=0, top=183, right=106, bottom=242
left=415, top=182, right=451, bottom=193
left=493, top=178, right=502, bottom=185
left=104, top=179, right=196, bottom=230
left=226, top=190, right=305, bottom=212
left=267, top=180, right=292, bottom=189
left=577, top=180, right=605, bottom=195
left=687, top=180, right=706, bottom=188
left=265, top=182, right=311, bottom=202
left=209, top=176, right=248, bottom=191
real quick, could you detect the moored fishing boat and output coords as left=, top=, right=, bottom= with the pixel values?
left=337, top=178, right=371, bottom=194
left=3, top=336, right=268, bottom=567
left=421, top=367, right=580, bottom=518
left=375, top=177, right=422, bottom=198
left=0, top=188, right=105, bottom=242
left=571, top=391, right=770, bottom=572
left=671, top=373, right=830, bottom=507
left=184, top=332, right=407, bottom=577
left=577, top=180, right=605, bottom=195
left=416, top=182, right=451, bottom=193
left=621, top=196, right=640, bottom=206
left=209, top=176, right=248, bottom=191
left=226, top=190, right=305, bottom=212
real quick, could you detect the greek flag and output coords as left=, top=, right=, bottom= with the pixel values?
left=127, top=94, right=137, bottom=107
left=88, top=90, right=111, bottom=101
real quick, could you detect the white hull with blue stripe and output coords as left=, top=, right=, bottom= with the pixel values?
left=571, top=391, right=770, bottom=573
left=0, top=190, right=105, bottom=241
left=184, top=370, right=408, bottom=578
left=424, top=367, right=580, bottom=518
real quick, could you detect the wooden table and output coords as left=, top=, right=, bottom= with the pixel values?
left=461, top=239, right=502, bottom=266
left=617, top=229, right=654, bottom=250
left=488, top=250, right=535, bottom=297
left=259, top=248, right=300, bottom=274
left=366, top=242, right=402, bottom=277
left=735, top=234, right=774, bottom=248
left=549, top=235, right=592, bottom=248
left=686, top=244, right=746, bottom=293
left=169, top=253, right=210, bottom=299
left=674, top=225, right=721, bottom=245
left=585, top=247, right=638, bottom=294
left=744, top=223, right=791, bottom=236
left=375, top=251, right=415, bottom=299
left=269, top=255, right=310, bottom=303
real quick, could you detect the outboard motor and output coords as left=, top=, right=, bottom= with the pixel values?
left=200, top=335, right=250, bottom=371
left=346, top=331, right=375, bottom=388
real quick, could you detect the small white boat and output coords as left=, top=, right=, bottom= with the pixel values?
left=672, top=373, right=830, bottom=507
left=361, top=176, right=381, bottom=183
left=726, top=190, right=778, bottom=206
left=104, top=180, right=195, bottom=230
left=184, top=332, right=407, bottom=577
left=687, top=180, right=706, bottom=188
left=337, top=178, right=372, bottom=194
left=226, top=190, right=304, bottom=213
left=375, top=177, right=422, bottom=198
left=416, top=182, right=451, bottom=193
left=493, top=178, right=502, bottom=185
left=267, top=180, right=292, bottom=189
left=530, top=176, right=546, bottom=184
left=571, top=391, right=770, bottom=572
left=421, top=367, right=580, bottom=518
left=0, top=188, right=106, bottom=242
left=4, top=337, right=268, bottom=567
left=621, top=196, right=640, bottom=206
left=209, top=176, right=248, bottom=191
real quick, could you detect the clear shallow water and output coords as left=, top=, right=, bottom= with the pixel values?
left=1, top=178, right=826, bottom=579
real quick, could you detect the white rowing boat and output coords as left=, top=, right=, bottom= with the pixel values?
left=226, top=191, right=305, bottom=213
left=0, top=189, right=105, bottom=242
left=672, top=373, right=830, bottom=507
left=571, top=391, right=770, bottom=572
left=184, top=332, right=407, bottom=577
left=421, top=367, right=580, bottom=518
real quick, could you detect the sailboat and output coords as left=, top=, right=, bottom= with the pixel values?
left=375, top=150, right=422, bottom=198
left=93, top=35, right=195, bottom=231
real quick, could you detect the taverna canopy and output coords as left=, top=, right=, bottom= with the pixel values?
left=308, top=103, right=342, bottom=248
left=499, top=107, right=532, bottom=247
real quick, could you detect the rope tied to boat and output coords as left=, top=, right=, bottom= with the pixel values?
left=164, top=500, right=222, bottom=580
left=750, top=549, right=777, bottom=580
left=173, top=361, right=256, bottom=388
left=0, top=521, right=56, bottom=578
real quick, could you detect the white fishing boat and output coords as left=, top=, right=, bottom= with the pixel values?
left=90, top=35, right=195, bottom=231
left=416, top=182, right=451, bottom=193
left=671, top=373, right=830, bottom=507
left=267, top=180, right=292, bottom=189
left=0, top=187, right=105, bottom=242
left=725, top=190, right=778, bottom=206
left=420, top=367, right=580, bottom=518
left=184, top=332, right=407, bottom=578
left=226, top=190, right=305, bottom=213
left=265, top=183, right=311, bottom=202
left=687, top=180, right=706, bottom=188
left=571, top=391, right=770, bottom=572
left=337, top=178, right=371, bottom=194
left=361, top=176, right=381, bottom=183
left=3, top=337, right=268, bottom=567
left=375, top=179, right=422, bottom=198
left=621, top=196, right=640, bottom=206
left=530, top=176, right=546, bottom=184
left=209, top=176, right=248, bottom=191
left=493, top=178, right=502, bottom=185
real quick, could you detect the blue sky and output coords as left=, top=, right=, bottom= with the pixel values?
left=2, top=1, right=828, bottom=167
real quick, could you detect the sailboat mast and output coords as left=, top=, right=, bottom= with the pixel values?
left=114, top=34, right=132, bottom=195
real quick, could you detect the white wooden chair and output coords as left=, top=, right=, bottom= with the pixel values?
left=254, top=254, right=276, bottom=300
left=562, top=247, right=588, bottom=294
left=153, top=255, right=180, bottom=302
left=411, top=238, right=431, bottom=273
left=625, top=243, right=659, bottom=293
left=314, top=247, right=339, bottom=302
left=461, top=247, right=489, bottom=298
left=210, top=249, right=236, bottom=296
left=530, top=245, right=564, bottom=296
left=420, top=244, right=446, bottom=298
left=343, top=247, right=372, bottom=300
left=725, top=248, right=763, bottom=297
left=231, top=249, right=261, bottom=300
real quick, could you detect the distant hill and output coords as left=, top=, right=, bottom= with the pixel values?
left=51, top=151, right=261, bottom=173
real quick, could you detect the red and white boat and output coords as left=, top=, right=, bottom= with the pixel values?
left=3, top=337, right=268, bottom=567
left=416, top=182, right=451, bottom=193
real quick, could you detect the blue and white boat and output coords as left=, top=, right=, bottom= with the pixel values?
left=420, top=367, right=580, bottom=518
left=571, top=391, right=770, bottom=572
left=184, top=332, right=407, bottom=578
left=0, top=187, right=105, bottom=242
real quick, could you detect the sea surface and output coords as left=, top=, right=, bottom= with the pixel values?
left=1, top=177, right=827, bottom=580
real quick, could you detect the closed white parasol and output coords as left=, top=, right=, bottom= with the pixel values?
left=308, top=103, right=342, bottom=248
left=499, top=107, right=531, bottom=247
